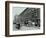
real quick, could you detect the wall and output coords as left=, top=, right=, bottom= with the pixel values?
left=0, top=0, right=46, bottom=38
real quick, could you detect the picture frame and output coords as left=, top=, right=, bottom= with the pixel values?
left=5, top=1, right=45, bottom=37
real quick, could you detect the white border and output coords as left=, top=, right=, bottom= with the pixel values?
left=9, top=3, right=43, bottom=35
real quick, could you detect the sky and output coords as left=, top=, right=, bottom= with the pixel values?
left=12, top=7, right=26, bottom=21
left=12, top=7, right=26, bottom=16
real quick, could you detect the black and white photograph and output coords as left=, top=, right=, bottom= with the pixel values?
left=5, top=1, right=45, bottom=37
left=13, top=7, right=40, bottom=31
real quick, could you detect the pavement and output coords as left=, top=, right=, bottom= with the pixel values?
left=13, top=24, right=40, bottom=31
